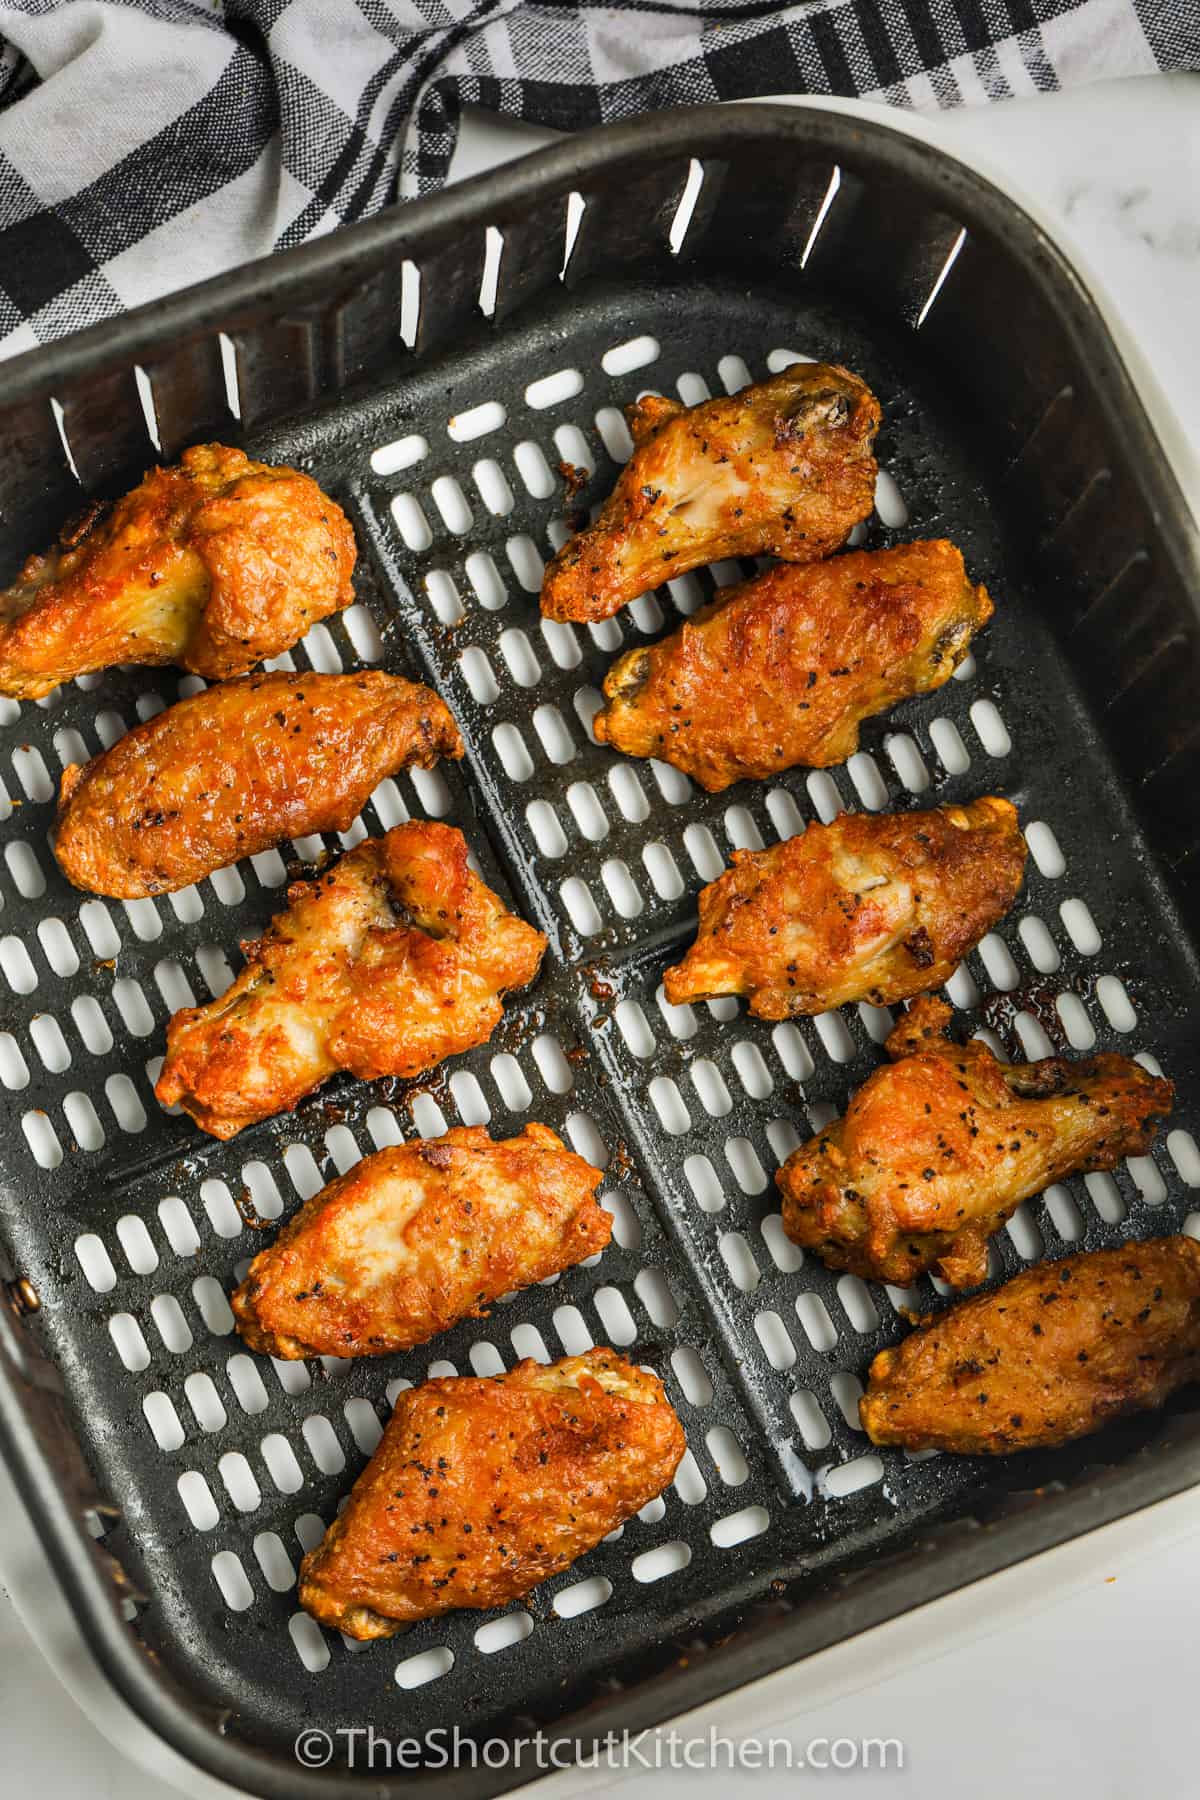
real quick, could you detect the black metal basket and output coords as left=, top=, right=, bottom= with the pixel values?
left=0, top=103, right=1198, bottom=1799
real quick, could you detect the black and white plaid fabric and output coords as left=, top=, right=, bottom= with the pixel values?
left=0, top=0, right=1195, bottom=359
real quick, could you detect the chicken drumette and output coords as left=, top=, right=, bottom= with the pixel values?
left=0, top=444, right=356, bottom=699
left=155, top=821, right=546, bottom=1138
left=779, top=996, right=1174, bottom=1288
left=540, top=364, right=880, bottom=623
left=594, top=540, right=991, bottom=792
left=299, top=1350, right=686, bottom=1637
left=664, top=798, right=1026, bottom=1019
left=860, top=1236, right=1200, bottom=1453
left=53, top=671, right=462, bottom=897
left=233, top=1124, right=611, bottom=1358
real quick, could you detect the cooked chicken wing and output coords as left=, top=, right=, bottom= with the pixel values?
left=540, top=364, right=880, bottom=623
left=298, top=1349, right=686, bottom=1637
left=155, top=821, right=546, bottom=1138
left=779, top=996, right=1174, bottom=1288
left=664, top=798, right=1026, bottom=1019
left=53, top=671, right=462, bottom=897
left=0, top=444, right=356, bottom=699
left=594, top=541, right=991, bottom=792
left=860, top=1236, right=1200, bottom=1453
left=232, top=1124, right=610, bottom=1358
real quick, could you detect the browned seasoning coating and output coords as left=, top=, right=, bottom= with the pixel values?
left=298, top=1350, right=686, bottom=1636
left=232, top=1123, right=611, bottom=1358
left=860, top=1236, right=1200, bottom=1453
left=594, top=540, right=992, bottom=792
left=664, top=798, right=1026, bottom=1019
left=558, top=460, right=588, bottom=500
left=155, top=821, right=546, bottom=1139
left=52, top=670, right=463, bottom=897
left=0, top=444, right=356, bottom=699
left=779, top=995, right=1174, bottom=1287
left=540, top=364, right=880, bottom=623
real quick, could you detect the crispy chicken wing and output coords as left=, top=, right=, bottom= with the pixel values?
left=779, top=996, right=1174, bottom=1288
left=0, top=444, right=356, bottom=699
left=155, top=821, right=546, bottom=1138
left=664, top=798, right=1026, bottom=1019
left=298, top=1350, right=686, bottom=1637
left=232, top=1124, right=610, bottom=1358
left=540, top=364, right=880, bottom=623
left=53, top=671, right=462, bottom=897
left=594, top=541, right=991, bottom=792
left=860, top=1236, right=1200, bottom=1453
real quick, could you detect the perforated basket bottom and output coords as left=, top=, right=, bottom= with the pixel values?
left=1, top=271, right=1199, bottom=1757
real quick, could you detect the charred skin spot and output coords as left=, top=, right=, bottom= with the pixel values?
left=59, top=498, right=112, bottom=550
left=774, top=388, right=852, bottom=446
left=610, top=650, right=653, bottom=704
left=419, top=1142, right=454, bottom=1170
left=929, top=616, right=972, bottom=671
left=903, top=926, right=936, bottom=969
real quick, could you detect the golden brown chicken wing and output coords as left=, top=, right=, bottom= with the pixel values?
left=540, top=364, right=880, bottom=623
left=232, top=1124, right=610, bottom=1358
left=860, top=1236, right=1200, bottom=1453
left=664, top=798, right=1026, bottom=1019
left=155, top=821, right=546, bottom=1139
left=298, top=1350, right=686, bottom=1637
left=0, top=444, right=356, bottom=699
left=779, top=996, right=1174, bottom=1288
left=594, top=541, right=991, bottom=792
left=52, top=671, right=462, bottom=897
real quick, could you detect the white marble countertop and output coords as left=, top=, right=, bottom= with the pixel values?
left=2, top=70, right=1198, bottom=1800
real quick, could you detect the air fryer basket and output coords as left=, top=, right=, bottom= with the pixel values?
left=0, top=105, right=1198, bottom=1799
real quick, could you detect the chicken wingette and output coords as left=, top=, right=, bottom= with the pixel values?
left=0, top=444, right=356, bottom=699
left=52, top=671, right=462, bottom=897
left=540, top=364, right=880, bottom=623
left=298, top=1350, right=686, bottom=1637
left=232, top=1124, right=610, bottom=1358
left=594, top=540, right=991, bottom=792
left=779, top=996, right=1174, bottom=1288
left=155, top=821, right=546, bottom=1139
left=664, top=798, right=1026, bottom=1019
left=860, top=1236, right=1200, bottom=1453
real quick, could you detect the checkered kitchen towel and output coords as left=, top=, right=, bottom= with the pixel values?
left=0, top=0, right=1195, bottom=359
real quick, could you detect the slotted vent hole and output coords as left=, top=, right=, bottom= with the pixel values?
left=791, top=1389, right=832, bottom=1449
left=143, top=1391, right=185, bottom=1451
left=553, top=1576, right=611, bottom=1618
left=449, top=399, right=505, bottom=442
left=710, top=1504, right=769, bottom=1547
left=476, top=1612, right=533, bottom=1654
left=830, top=1370, right=865, bottom=1430
left=825, top=1456, right=884, bottom=1497
left=754, top=1310, right=796, bottom=1371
